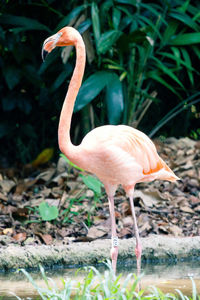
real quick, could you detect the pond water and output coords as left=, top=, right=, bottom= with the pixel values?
left=0, top=259, right=200, bottom=299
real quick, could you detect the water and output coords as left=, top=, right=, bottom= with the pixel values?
left=0, top=260, right=200, bottom=299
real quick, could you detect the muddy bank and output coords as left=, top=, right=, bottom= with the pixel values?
left=0, top=236, right=200, bottom=272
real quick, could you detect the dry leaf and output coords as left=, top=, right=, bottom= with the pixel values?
left=32, top=148, right=54, bottom=167
left=134, top=190, right=161, bottom=207
left=36, top=168, right=55, bottom=182
left=0, top=180, right=15, bottom=193
left=87, top=222, right=109, bottom=239
left=180, top=206, right=194, bottom=214
left=169, top=225, right=182, bottom=237
left=13, top=232, right=27, bottom=242
left=3, top=228, right=13, bottom=235
left=15, top=179, right=37, bottom=195
left=0, top=192, right=7, bottom=201
left=36, top=233, right=53, bottom=245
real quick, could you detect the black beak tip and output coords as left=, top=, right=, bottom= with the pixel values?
left=42, top=49, right=49, bottom=61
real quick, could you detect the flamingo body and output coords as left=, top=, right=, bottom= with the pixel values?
left=79, top=124, right=177, bottom=189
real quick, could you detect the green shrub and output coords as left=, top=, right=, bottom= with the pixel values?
left=1, top=0, right=200, bottom=165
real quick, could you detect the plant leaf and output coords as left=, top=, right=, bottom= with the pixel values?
left=152, top=57, right=184, bottom=88
left=181, top=48, right=194, bottom=85
left=112, top=8, right=121, bottom=30
left=74, top=71, right=113, bottom=112
left=38, top=201, right=58, bottom=221
left=91, top=2, right=101, bottom=45
left=97, top=30, right=122, bottom=54
left=60, top=154, right=85, bottom=172
left=80, top=175, right=102, bottom=195
left=170, top=32, right=200, bottom=45
left=169, top=11, right=199, bottom=31
left=105, top=73, right=124, bottom=124
left=55, top=5, right=87, bottom=31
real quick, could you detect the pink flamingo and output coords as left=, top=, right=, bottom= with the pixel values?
left=42, top=27, right=179, bottom=274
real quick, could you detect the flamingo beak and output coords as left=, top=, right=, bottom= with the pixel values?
left=42, top=48, right=48, bottom=61
left=42, top=32, right=62, bottom=61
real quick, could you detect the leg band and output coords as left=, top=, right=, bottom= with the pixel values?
left=112, top=236, right=118, bottom=247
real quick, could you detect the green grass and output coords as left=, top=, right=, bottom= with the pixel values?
left=13, top=261, right=199, bottom=300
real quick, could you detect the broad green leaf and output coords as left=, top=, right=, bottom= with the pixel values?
left=170, top=32, right=200, bottom=45
left=55, top=5, right=87, bottom=31
left=106, top=73, right=124, bottom=124
left=74, top=71, right=113, bottom=112
left=112, top=8, right=121, bottom=29
left=0, top=14, right=50, bottom=32
left=97, top=30, right=122, bottom=54
left=169, top=11, right=199, bottom=31
left=3, top=66, right=21, bottom=90
left=91, top=2, right=101, bottom=45
left=80, top=175, right=102, bottom=195
left=38, top=201, right=58, bottom=221
left=77, top=19, right=92, bottom=34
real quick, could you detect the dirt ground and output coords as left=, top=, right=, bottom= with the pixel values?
left=0, top=137, right=199, bottom=270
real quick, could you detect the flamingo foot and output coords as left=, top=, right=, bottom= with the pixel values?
left=135, top=242, right=142, bottom=291
left=110, top=246, right=118, bottom=274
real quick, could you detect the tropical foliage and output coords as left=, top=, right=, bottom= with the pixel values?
left=0, top=0, right=200, bottom=164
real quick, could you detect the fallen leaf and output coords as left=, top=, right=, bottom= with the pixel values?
left=134, top=190, right=161, bottom=208
left=15, top=179, right=37, bottom=195
left=122, top=216, right=133, bottom=227
left=36, top=168, right=55, bottom=182
left=0, top=192, right=7, bottom=201
left=87, top=221, right=109, bottom=239
left=13, top=232, right=27, bottom=242
left=3, top=228, right=13, bottom=235
left=180, top=206, right=194, bottom=214
left=139, top=221, right=152, bottom=233
left=169, top=225, right=182, bottom=237
left=32, top=148, right=54, bottom=167
left=0, top=180, right=15, bottom=193
left=36, top=233, right=53, bottom=245
left=118, top=227, right=132, bottom=238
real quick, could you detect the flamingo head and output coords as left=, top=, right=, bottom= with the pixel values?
left=42, top=26, right=78, bottom=61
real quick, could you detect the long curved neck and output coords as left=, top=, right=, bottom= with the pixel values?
left=58, top=33, right=86, bottom=161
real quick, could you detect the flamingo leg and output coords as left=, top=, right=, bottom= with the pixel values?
left=129, top=196, right=142, bottom=279
left=108, top=196, right=118, bottom=273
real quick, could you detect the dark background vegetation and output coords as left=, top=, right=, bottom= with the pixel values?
left=0, top=0, right=200, bottom=167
